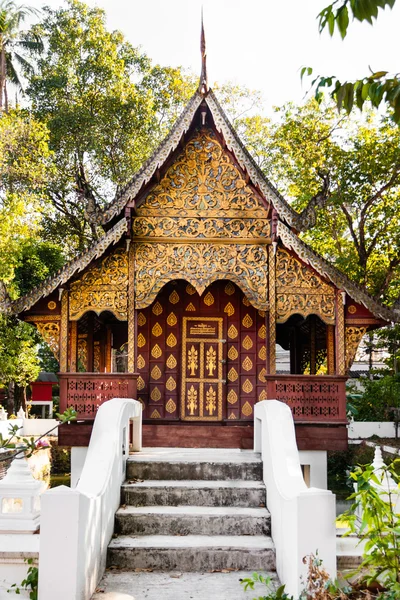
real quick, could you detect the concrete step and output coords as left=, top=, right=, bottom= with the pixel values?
left=115, top=505, right=271, bottom=536
left=126, top=459, right=262, bottom=481
left=107, top=535, right=276, bottom=572
left=92, top=570, right=279, bottom=600
left=121, top=480, right=266, bottom=508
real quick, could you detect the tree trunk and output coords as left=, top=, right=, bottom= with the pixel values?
left=7, top=381, right=14, bottom=416
left=0, top=47, right=5, bottom=111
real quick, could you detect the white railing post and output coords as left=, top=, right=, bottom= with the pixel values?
left=38, top=398, right=142, bottom=600
left=254, top=400, right=336, bottom=598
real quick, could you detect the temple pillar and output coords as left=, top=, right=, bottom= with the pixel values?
left=310, top=316, right=316, bottom=375
left=335, top=291, right=346, bottom=375
left=128, top=243, right=135, bottom=373
left=267, top=245, right=276, bottom=374
left=60, top=290, right=69, bottom=372
left=105, top=325, right=112, bottom=372
left=69, top=321, right=78, bottom=372
left=326, top=325, right=335, bottom=375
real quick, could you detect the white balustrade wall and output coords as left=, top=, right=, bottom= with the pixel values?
left=38, top=398, right=142, bottom=600
left=254, top=400, right=336, bottom=598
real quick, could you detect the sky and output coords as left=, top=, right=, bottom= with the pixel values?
left=28, top=0, right=400, bottom=110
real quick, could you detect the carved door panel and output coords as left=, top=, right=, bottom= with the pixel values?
left=181, top=317, right=224, bottom=421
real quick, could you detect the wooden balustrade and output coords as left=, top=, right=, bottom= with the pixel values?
left=265, top=375, right=348, bottom=424
left=59, top=373, right=138, bottom=419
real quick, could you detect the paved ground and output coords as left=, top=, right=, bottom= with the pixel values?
left=92, top=570, right=278, bottom=600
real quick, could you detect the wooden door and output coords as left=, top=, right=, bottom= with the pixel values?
left=181, top=316, right=225, bottom=421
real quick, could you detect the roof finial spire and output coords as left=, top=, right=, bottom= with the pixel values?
left=199, top=7, right=208, bottom=95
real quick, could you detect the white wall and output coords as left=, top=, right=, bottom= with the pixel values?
left=348, top=422, right=397, bottom=439
left=299, top=451, right=328, bottom=489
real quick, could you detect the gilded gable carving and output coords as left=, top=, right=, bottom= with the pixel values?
left=276, top=249, right=335, bottom=324
left=134, top=242, right=269, bottom=310
left=69, top=247, right=128, bottom=321
left=137, top=129, right=268, bottom=217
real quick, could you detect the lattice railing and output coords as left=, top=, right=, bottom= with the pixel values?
left=265, top=375, right=347, bottom=423
left=59, top=373, right=138, bottom=419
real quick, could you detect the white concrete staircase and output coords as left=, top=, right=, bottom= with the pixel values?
left=93, top=448, right=277, bottom=599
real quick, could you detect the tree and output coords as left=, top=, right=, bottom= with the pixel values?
left=235, top=100, right=400, bottom=302
left=0, top=108, right=53, bottom=286
left=0, top=0, right=42, bottom=111
left=303, top=0, right=400, bottom=122
left=26, top=0, right=196, bottom=253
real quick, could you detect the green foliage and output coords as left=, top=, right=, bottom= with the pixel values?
left=339, top=460, right=400, bottom=593
left=0, top=315, right=40, bottom=389
left=303, top=0, right=400, bottom=122
left=12, top=239, right=64, bottom=296
left=353, top=375, right=400, bottom=421
left=9, top=558, right=38, bottom=599
left=26, top=0, right=196, bottom=253
left=241, top=572, right=293, bottom=600
left=328, top=444, right=375, bottom=495
left=49, top=443, right=70, bottom=475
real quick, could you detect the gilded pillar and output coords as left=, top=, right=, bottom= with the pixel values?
left=106, top=325, right=112, bottom=372
left=60, top=290, right=69, bottom=372
left=327, top=325, right=335, bottom=374
left=310, top=316, right=316, bottom=375
left=335, top=292, right=345, bottom=375
left=267, top=245, right=276, bottom=374
left=69, top=320, right=78, bottom=372
left=128, top=243, right=135, bottom=373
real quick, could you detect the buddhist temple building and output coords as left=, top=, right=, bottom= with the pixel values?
left=4, top=37, right=397, bottom=451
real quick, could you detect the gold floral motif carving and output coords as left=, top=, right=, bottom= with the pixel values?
left=224, top=302, right=235, bottom=317
left=203, top=292, right=214, bottom=306
left=137, top=312, right=146, bottom=326
left=166, top=376, right=176, bottom=391
left=228, top=412, right=237, bottom=420
left=186, top=303, right=196, bottom=311
left=228, top=346, right=238, bottom=360
left=166, top=354, right=177, bottom=369
left=60, top=291, right=68, bottom=372
left=166, top=399, right=176, bottom=413
left=93, top=342, right=101, bottom=373
left=151, top=387, right=161, bottom=401
left=348, top=305, right=357, bottom=314
left=243, top=357, right=253, bottom=371
left=186, top=283, right=196, bottom=295
left=167, top=333, right=177, bottom=347
left=258, top=346, right=266, bottom=360
left=225, top=282, right=235, bottom=295
left=258, top=325, right=266, bottom=339
left=259, top=390, right=267, bottom=401
left=242, top=335, right=253, bottom=350
left=77, top=337, right=88, bottom=371
left=258, top=368, right=267, bottom=382
left=151, top=365, right=162, bottom=380
left=188, top=345, right=199, bottom=376
left=345, top=326, right=367, bottom=372
left=227, top=389, right=238, bottom=404
left=137, top=333, right=146, bottom=348
left=150, top=409, right=161, bottom=419
left=242, top=296, right=251, bottom=306
left=48, top=301, right=56, bottom=310
left=228, top=325, right=238, bottom=339
left=152, top=301, right=163, bottom=316
left=169, top=290, right=179, bottom=304
left=167, top=312, right=177, bottom=326
left=35, top=321, right=60, bottom=360
left=137, top=355, right=145, bottom=369
left=69, top=247, right=128, bottom=321
left=242, top=379, right=253, bottom=394
left=137, top=376, right=145, bottom=391
left=137, top=129, right=267, bottom=217
left=205, top=386, right=217, bottom=415
left=151, top=344, right=162, bottom=359
left=258, top=310, right=266, bottom=318
left=132, top=216, right=271, bottom=239
left=268, top=245, right=276, bottom=374
left=134, top=242, right=269, bottom=310
left=152, top=323, right=162, bottom=337
left=337, top=293, right=346, bottom=375
left=228, top=367, right=238, bottom=382
left=242, top=314, right=253, bottom=328
left=187, top=385, right=198, bottom=415
left=242, top=401, right=253, bottom=416
left=206, top=346, right=217, bottom=376
left=276, top=248, right=335, bottom=324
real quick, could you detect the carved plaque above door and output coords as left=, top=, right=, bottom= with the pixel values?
left=181, top=317, right=224, bottom=421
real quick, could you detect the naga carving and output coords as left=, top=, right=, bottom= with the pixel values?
left=134, top=242, right=269, bottom=310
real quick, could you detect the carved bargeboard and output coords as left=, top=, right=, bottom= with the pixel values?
left=69, top=247, right=128, bottom=321
left=345, top=326, right=367, bottom=372
left=276, top=249, right=335, bottom=324
left=134, top=243, right=269, bottom=310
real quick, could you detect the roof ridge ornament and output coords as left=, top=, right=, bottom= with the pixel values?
left=199, top=8, right=208, bottom=96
